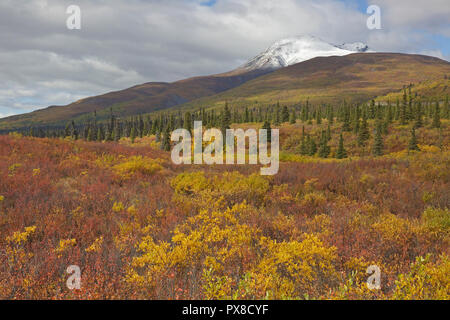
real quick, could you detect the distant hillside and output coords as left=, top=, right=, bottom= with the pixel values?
left=0, top=69, right=269, bottom=130
left=178, top=53, right=450, bottom=111
left=374, top=78, right=449, bottom=103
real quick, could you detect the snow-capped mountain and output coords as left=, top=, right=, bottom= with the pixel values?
left=240, top=35, right=372, bottom=71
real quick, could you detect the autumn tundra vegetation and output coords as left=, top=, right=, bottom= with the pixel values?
left=0, top=88, right=449, bottom=300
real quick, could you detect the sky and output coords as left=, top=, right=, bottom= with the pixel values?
left=0, top=0, right=449, bottom=118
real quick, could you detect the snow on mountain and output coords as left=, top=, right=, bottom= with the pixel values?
left=240, top=35, right=372, bottom=71
left=335, top=42, right=370, bottom=52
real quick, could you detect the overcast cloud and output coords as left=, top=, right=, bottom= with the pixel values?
left=0, top=0, right=449, bottom=118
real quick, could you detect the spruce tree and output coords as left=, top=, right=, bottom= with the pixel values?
left=183, top=112, right=192, bottom=133
left=342, top=107, right=351, bottom=131
left=282, top=106, right=289, bottom=123
left=414, top=101, right=423, bottom=129
left=244, top=107, right=249, bottom=123
left=318, top=130, right=330, bottom=158
left=327, top=106, right=334, bottom=124
left=274, top=102, right=281, bottom=125
left=262, top=120, right=272, bottom=143
left=289, top=109, right=296, bottom=124
left=400, top=90, right=407, bottom=124
left=130, top=126, right=136, bottom=144
left=299, top=137, right=307, bottom=155
left=353, top=116, right=360, bottom=134
left=161, top=126, right=171, bottom=151
left=97, top=127, right=104, bottom=142
left=307, top=135, right=317, bottom=156
left=357, top=114, right=370, bottom=147
left=432, top=101, right=441, bottom=128
left=221, top=103, right=232, bottom=134
left=113, top=122, right=121, bottom=142
left=87, top=127, right=93, bottom=142
left=369, top=100, right=375, bottom=119
left=336, top=133, right=347, bottom=159
left=326, top=123, right=331, bottom=141
left=316, top=108, right=322, bottom=125
left=372, top=121, right=384, bottom=156
left=408, top=127, right=420, bottom=151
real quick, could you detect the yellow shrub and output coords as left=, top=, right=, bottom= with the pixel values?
left=6, top=226, right=37, bottom=245
left=112, top=202, right=125, bottom=213
left=253, top=234, right=338, bottom=299
left=171, top=171, right=270, bottom=208
left=54, top=238, right=77, bottom=258
left=112, top=156, right=163, bottom=179
left=170, top=171, right=211, bottom=195
left=85, top=236, right=104, bottom=253
left=126, top=203, right=260, bottom=294
left=371, top=213, right=413, bottom=243
left=420, top=207, right=450, bottom=241
left=393, top=254, right=450, bottom=300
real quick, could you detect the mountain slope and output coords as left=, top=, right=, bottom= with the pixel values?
left=0, top=69, right=270, bottom=130
left=239, top=35, right=370, bottom=71
left=179, top=53, right=450, bottom=110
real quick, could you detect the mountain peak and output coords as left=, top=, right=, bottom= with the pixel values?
left=240, top=35, right=372, bottom=71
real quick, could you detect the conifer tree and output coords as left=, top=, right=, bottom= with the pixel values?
left=395, top=98, right=400, bottom=121
left=274, top=102, right=281, bottom=125
left=336, top=133, right=347, bottom=159
left=244, top=107, right=249, bottom=123
left=353, top=116, right=360, bottom=134
left=262, top=120, right=272, bottom=143
left=400, top=90, right=408, bottom=124
left=318, top=130, right=330, bottom=158
left=64, top=123, right=71, bottom=137
left=326, top=123, right=331, bottom=141
left=299, top=132, right=308, bottom=155
left=369, top=100, right=375, bottom=119
left=327, top=105, right=334, bottom=124
left=87, top=127, right=93, bottom=142
left=289, top=109, right=296, bottom=124
left=183, top=111, right=192, bottom=133
left=130, top=126, right=136, bottom=144
left=97, top=127, right=104, bottom=142
left=221, top=103, right=232, bottom=134
left=342, top=106, right=351, bottom=131
left=408, top=127, right=420, bottom=151
left=139, top=116, right=144, bottom=138
left=372, top=121, right=384, bottom=156
left=414, top=101, right=423, bottom=129
left=161, top=126, right=171, bottom=151
left=357, top=114, right=370, bottom=147
left=432, top=101, right=441, bottom=128
left=282, top=105, right=289, bottom=123
left=307, top=135, right=317, bottom=156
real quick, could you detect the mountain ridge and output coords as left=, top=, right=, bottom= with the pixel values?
left=238, top=35, right=371, bottom=71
